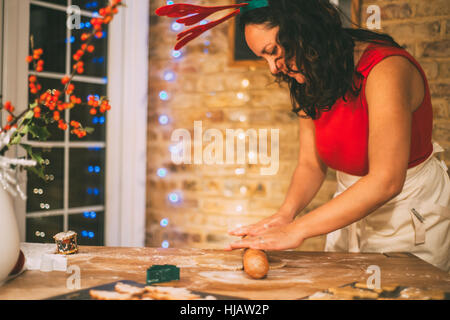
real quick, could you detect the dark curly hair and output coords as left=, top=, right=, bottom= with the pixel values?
left=239, top=0, right=402, bottom=119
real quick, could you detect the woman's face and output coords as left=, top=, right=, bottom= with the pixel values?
left=245, top=24, right=306, bottom=84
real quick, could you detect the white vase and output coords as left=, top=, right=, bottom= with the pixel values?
left=0, top=187, right=20, bottom=285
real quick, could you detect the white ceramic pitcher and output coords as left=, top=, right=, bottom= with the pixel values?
left=0, top=187, right=20, bottom=285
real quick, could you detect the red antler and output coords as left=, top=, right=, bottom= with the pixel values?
left=155, top=3, right=249, bottom=50
left=155, top=3, right=247, bottom=20
left=174, top=9, right=241, bottom=50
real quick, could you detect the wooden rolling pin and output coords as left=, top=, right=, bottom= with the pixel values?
left=241, top=236, right=269, bottom=279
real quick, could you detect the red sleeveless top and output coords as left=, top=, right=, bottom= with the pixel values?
left=313, top=42, right=433, bottom=176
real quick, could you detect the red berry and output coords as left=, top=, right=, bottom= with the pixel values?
left=58, top=122, right=68, bottom=131
left=61, top=76, right=70, bottom=85
left=4, top=101, right=11, bottom=109
left=66, top=84, right=75, bottom=94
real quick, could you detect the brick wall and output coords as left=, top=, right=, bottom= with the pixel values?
left=146, top=0, right=449, bottom=250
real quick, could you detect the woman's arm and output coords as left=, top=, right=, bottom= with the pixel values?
left=278, top=114, right=328, bottom=220
left=230, top=55, right=419, bottom=250
left=228, top=114, right=328, bottom=237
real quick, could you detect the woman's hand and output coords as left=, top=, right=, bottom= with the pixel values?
left=225, top=222, right=305, bottom=251
left=228, top=209, right=294, bottom=237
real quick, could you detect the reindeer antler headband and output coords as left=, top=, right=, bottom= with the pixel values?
left=155, top=0, right=269, bottom=50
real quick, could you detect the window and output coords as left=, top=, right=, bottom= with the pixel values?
left=24, top=0, right=109, bottom=245
left=3, top=0, right=148, bottom=247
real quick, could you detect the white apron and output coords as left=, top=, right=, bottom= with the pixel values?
left=325, top=141, right=450, bottom=272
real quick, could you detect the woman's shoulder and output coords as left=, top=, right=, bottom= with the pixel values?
left=357, top=41, right=414, bottom=75
left=366, top=54, right=420, bottom=84
left=364, top=52, right=426, bottom=112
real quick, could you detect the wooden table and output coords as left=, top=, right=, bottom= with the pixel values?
left=0, top=246, right=449, bottom=300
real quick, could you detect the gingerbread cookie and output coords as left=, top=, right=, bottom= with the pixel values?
left=328, top=286, right=379, bottom=299
left=114, top=282, right=146, bottom=296
left=144, top=286, right=201, bottom=300
left=89, top=289, right=133, bottom=300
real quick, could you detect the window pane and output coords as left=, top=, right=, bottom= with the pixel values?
left=26, top=147, right=64, bottom=212
left=72, top=0, right=109, bottom=12
left=26, top=215, right=64, bottom=243
left=69, top=81, right=106, bottom=142
left=69, top=147, right=105, bottom=207
left=71, top=17, right=108, bottom=78
left=30, top=5, right=66, bottom=74
left=68, top=211, right=104, bottom=245
left=28, top=77, right=66, bottom=142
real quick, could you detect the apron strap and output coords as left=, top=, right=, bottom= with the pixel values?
left=348, top=222, right=360, bottom=253
left=438, top=159, right=448, bottom=172
left=410, top=208, right=426, bottom=245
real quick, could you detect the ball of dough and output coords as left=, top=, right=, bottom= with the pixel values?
left=243, top=249, right=269, bottom=279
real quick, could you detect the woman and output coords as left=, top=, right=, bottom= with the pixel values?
left=226, top=0, right=450, bottom=272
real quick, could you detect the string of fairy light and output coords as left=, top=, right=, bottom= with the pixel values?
left=156, top=0, right=253, bottom=248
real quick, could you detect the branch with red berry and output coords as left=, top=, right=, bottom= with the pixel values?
left=0, top=0, right=124, bottom=180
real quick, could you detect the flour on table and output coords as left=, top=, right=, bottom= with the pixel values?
left=198, top=270, right=312, bottom=286
left=194, top=253, right=286, bottom=270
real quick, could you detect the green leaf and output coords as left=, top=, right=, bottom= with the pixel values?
left=16, top=144, right=46, bottom=180
left=9, top=133, right=23, bottom=145
left=25, top=165, right=45, bottom=180
left=24, top=110, right=34, bottom=120
left=18, top=124, right=30, bottom=135
left=28, top=124, right=51, bottom=141
left=84, top=127, right=95, bottom=134
left=29, top=101, right=38, bottom=109
left=20, top=144, right=44, bottom=166
left=15, top=110, right=34, bottom=129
